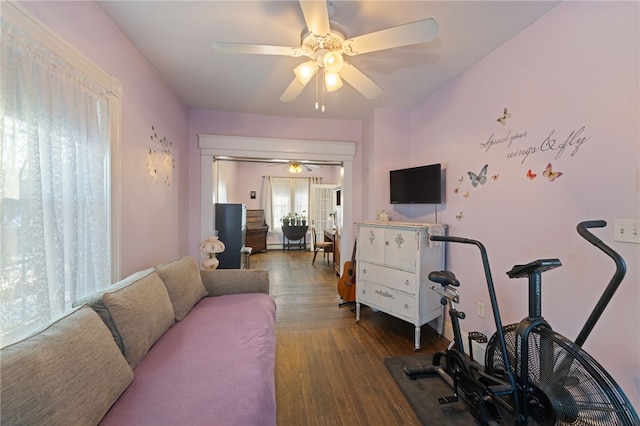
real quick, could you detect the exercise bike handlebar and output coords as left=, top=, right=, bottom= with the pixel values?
left=430, top=236, right=504, bottom=333
left=430, top=235, right=482, bottom=246
left=577, top=220, right=607, bottom=245
left=429, top=234, right=521, bottom=415
left=574, top=220, right=627, bottom=347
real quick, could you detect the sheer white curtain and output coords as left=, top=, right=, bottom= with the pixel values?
left=1, top=12, right=112, bottom=345
left=263, top=176, right=274, bottom=231
left=292, top=178, right=309, bottom=218
left=266, top=177, right=292, bottom=233
left=217, top=170, right=228, bottom=203
left=263, top=176, right=320, bottom=233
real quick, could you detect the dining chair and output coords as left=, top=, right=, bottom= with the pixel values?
left=311, top=226, right=333, bottom=265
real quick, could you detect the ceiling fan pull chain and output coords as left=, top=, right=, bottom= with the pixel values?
left=321, top=70, right=326, bottom=112
left=314, top=71, right=319, bottom=110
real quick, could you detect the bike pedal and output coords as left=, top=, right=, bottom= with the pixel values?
left=438, top=395, right=459, bottom=404
left=468, top=331, right=488, bottom=343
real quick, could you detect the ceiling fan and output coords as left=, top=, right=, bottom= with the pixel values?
left=212, top=1, right=438, bottom=104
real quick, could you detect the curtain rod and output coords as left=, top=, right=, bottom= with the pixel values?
left=213, top=156, right=342, bottom=167
left=261, top=176, right=324, bottom=179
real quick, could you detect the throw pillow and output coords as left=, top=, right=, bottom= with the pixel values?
left=0, top=305, right=133, bottom=425
left=103, top=271, right=175, bottom=368
left=73, top=267, right=155, bottom=354
left=156, top=256, right=208, bottom=321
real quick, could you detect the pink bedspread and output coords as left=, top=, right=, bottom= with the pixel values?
left=100, top=293, right=276, bottom=426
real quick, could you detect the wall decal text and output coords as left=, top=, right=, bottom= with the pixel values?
left=480, top=126, right=590, bottom=164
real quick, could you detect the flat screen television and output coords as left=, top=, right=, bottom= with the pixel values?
left=390, top=163, right=442, bottom=204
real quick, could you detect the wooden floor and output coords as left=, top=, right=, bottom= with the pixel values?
left=250, top=249, right=450, bottom=426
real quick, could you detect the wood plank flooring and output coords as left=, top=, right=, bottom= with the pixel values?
left=250, top=250, right=450, bottom=426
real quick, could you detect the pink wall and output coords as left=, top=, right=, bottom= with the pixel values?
left=360, top=108, right=412, bottom=220
left=187, top=110, right=361, bottom=259
left=363, top=1, right=640, bottom=406
left=21, top=1, right=191, bottom=277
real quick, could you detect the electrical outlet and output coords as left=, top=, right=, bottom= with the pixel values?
left=477, top=302, right=485, bottom=318
left=614, top=219, right=640, bottom=244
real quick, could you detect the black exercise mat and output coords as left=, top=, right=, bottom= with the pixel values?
left=383, top=355, right=480, bottom=425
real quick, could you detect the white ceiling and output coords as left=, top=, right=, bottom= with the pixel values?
left=97, top=1, right=560, bottom=120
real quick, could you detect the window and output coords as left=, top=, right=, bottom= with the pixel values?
left=1, top=3, right=121, bottom=346
left=268, top=177, right=315, bottom=232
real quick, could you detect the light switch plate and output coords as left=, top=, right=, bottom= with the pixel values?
left=614, top=219, right=640, bottom=244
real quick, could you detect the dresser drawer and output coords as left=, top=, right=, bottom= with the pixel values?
left=358, top=281, right=392, bottom=310
left=358, top=262, right=417, bottom=295
left=387, top=289, right=415, bottom=322
left=358, top=281, right=416, bottom=322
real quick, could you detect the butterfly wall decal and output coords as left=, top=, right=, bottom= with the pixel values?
left=456, top=212, right=464, bottom=221
left=497, top=108, right=511, bottom=125
left=526, top=169, right=537, bottom=180
left=543, top=163, right=563, bottom=182
left=468, top=164, right=488, bottom=187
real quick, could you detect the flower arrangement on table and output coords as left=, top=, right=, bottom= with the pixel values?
left=281, top=212, right=307, bottom=226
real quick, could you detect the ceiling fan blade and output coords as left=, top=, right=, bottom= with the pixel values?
left=339, top=62, right=383, bottom=100
left=343, top=18, right=439, bottom=56
left=212, top=42, right=303, bottom=57
left=280, top=74, right=314, bottom=102
left=299, top=0, right=330, bottom=37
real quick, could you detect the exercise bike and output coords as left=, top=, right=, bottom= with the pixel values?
left=404, top=220, right=639, bottom=425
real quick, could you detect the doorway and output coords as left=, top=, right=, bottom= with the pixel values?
left=199, top=134, right=356, bottom=274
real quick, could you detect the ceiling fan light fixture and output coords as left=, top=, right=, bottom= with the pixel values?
left=288, top=163, right=304, bottom=173
left=324, top=71, right=343, bottom=92
left=323, top=51, right=344, bottom=73
left=294, top=60, right=318, bottom=84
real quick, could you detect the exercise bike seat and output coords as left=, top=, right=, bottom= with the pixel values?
left=507, top=258, right=562, bottom=279
left=428, top=270, right=460, bottom=287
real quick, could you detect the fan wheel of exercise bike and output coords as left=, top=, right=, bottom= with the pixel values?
left=485, top=324, right=638, bottom=425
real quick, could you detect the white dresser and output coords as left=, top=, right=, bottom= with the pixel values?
left=355, top=221, right=446, bottom=350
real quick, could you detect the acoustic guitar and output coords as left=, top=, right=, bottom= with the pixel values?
left=337, top=240, right=357, bottom=302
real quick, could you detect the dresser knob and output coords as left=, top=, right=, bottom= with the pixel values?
left=385, top=241, right=389, bottom=246
left=404, top=280, right=410, bottom=286
left=362, top=268, right=367, bottom=274
left=404, top=304, right=409, bottom=310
